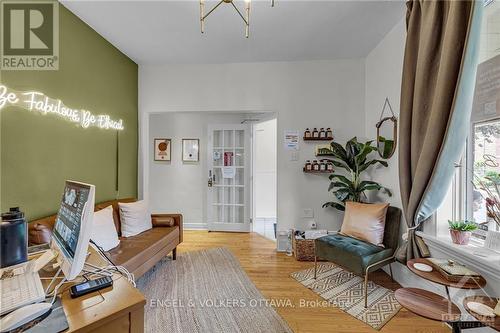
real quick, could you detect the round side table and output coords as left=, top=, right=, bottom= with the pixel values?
left=407, top=258, right=486, bottom=301
left=395, top=287, right=461, bottom=321
left=463, top=296, right=500, bottom=331
left=395, top=258, right=488, bottom=333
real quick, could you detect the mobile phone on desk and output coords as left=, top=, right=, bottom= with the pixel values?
left=70, top=276, right=113, bottom=298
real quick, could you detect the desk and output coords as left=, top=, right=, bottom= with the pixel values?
left=36, top=248, right=146, bottom=333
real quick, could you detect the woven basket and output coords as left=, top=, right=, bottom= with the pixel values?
left=292, top=236, right=315, bottom=261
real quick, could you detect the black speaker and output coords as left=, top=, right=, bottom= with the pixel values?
left=1, top=207, right=28, bottom=268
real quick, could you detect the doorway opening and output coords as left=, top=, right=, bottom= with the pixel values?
left=252, top=118, right=277, bottom=240
left=148, top=111, right=277, bottom=235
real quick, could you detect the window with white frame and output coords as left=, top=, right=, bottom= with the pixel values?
left=469, top=120, right=500, bottom=228
left=435, top=0, right=500, bottom=245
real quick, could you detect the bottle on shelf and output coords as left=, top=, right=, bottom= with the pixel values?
left=319, top=128, right=326, bottom=139
left=305, top=160, right=312, bottom=171
left=312, top=160, right=320, bottom=171
left=304, top=128, right=311, bottom=138
left=319, top=160, right=326, bottom=172
left=326, top=127, right=333, bottom=139
left=326, top=161, right=334, bottom=172
left=312, top=128, right=319, bottom=138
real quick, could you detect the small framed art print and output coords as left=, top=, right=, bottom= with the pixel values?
left=154, top=138, right=171, bottom=161
left=182, top=139, right=199, bottom=162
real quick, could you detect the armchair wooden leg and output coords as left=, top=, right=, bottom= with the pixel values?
left=389, top=263, right=394, bottom=282
left=172, top=247, right=177, bottom=260
left=364, top=272, right=369, bottom=308
left=314, top=255, right=317, bottom=279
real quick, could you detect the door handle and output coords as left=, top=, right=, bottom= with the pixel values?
left=208, top=170, right=213, bottom=187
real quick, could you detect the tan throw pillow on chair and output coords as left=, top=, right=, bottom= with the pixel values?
left=340, top=201, right=389, bottom=247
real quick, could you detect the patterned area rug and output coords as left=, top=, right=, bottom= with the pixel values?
left=137, top=248, right=292, bottom=333
left=291, top=262, right=401, bottom=330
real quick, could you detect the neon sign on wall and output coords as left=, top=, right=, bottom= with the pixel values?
left=0, top=85, right=124, bottom=130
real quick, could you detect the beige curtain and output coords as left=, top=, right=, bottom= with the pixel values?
left=398, top=0, right=479, bottom=262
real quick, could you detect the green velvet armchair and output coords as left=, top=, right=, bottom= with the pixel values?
left=313, top=206, right=402, bottom=308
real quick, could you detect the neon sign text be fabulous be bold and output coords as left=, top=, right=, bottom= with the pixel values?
left=0, top=85, right=124, bottom=130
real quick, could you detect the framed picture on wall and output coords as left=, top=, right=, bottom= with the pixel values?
left=154, top=138, right=171, bottom=161
left=182, top=139, right=200, bottom=162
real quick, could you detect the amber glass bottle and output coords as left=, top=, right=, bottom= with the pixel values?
left=305, top=160, right=312, bottom=171
left=326, top=127, right=333, bottom=139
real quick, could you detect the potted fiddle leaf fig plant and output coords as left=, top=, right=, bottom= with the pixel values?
left=322, top=137, right=392, bottom=211
left=448, top=220, right=477, bottom=245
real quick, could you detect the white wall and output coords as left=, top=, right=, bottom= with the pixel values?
left=253, top=119, right=277, bottom=218
left=364, top=18, right=405, bottom=209
left=148, top=112, right=247, bottom=229
left=139, top=60, right=366, bottom=231
left=364, top=18, right=415, bottom=286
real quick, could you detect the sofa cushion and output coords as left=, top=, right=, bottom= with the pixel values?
left=95, top=198, right=136, bottom=236
left=119, top=200, right=152, bottom=237
left=91, top=206, right=120, bottom=251
left=106, top=226, right=179, bottom=273
left=315, top=234, right=393, bottom=275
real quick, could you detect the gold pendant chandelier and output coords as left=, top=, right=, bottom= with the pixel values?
left=200, top=0, right=275, bottom=38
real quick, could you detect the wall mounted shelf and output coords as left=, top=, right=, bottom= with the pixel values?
left=303, top=137, right=333, bottom=141
left=303, top=168, right=333, bottom=174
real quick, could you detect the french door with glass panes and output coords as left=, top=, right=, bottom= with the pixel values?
left=207, top=124, right=251, bottom=232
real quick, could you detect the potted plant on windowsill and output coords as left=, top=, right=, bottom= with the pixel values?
left=448, top=220, right=478, bottom=245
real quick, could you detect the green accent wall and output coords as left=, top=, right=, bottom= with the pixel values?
left=0, top=4, right=138, bottom=220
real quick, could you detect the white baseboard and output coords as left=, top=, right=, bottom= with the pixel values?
left=255, top=217, right=277, bottom=221
left=183, top=223, right=207, bottom=230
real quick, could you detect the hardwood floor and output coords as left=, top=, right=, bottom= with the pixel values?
left=178, top=230, right=449, bottom=333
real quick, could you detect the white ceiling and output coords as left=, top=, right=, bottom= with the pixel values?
left=61, top=0, right=406, bottom=65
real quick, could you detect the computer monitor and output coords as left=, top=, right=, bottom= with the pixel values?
left=50, top=181, right=95, bottom=281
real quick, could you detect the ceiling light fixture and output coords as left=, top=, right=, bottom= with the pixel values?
left=200, top=0, right=274, bottom=38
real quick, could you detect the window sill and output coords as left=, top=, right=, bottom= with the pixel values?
left=417, top=231, right=500, bottom=278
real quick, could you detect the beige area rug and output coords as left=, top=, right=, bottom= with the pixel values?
left=137, top=247, right=292, bottom=333
left=291, top=262, right=401, bottom=330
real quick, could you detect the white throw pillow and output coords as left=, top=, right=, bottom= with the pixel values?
left=91, top=205, right=120, bottom=251
left=119, top=200, right=152, bottom=237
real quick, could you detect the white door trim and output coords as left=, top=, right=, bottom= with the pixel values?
left=207, top=123, right=251, bottom=232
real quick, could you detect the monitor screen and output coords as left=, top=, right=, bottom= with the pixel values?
left=52, top=182, right=91, bottom=261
